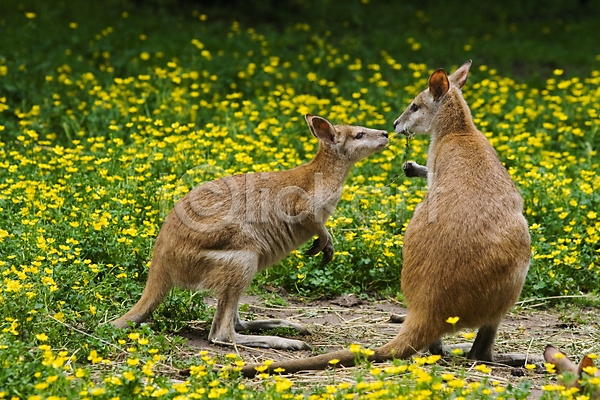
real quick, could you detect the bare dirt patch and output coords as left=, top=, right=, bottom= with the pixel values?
left=172, top=294, right=600, bottom=394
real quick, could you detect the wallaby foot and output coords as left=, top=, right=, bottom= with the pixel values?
left=234, top=307, right=310, bottom=335
left=402, top=161, right=428, bottom=178
left=437, top=342, right=544, bottom=367
left=428, top=338, right=451, bottom=357
left=238, top=319, right=310, bottom=335
left=467, top=324, right=497, bottom=362
left=211, top=291, right=311, bottom=351
left=212, top=333, right=311, bottom=351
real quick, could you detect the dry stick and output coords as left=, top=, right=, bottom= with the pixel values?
left=515, top=295, right=593, bottom=306
left=48, top=315, right=124, bottom=353
left=48, top=315, right=178, bottom=373
left=524, top=337, right=534, bottom=366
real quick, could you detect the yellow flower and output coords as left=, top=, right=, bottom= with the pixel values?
left=583, top=366, right=598, bottom=375
left=542, top=384, right=565, bottom=391
left=461, top=332, right=475, bottom=339
left=349, top=344, right=361, bottom=353
left=123, top=371, right=135, bottom=380
left=446, top=316, right=460, bottom=325
left=448, top=379, right=466, bottom=388
left=34, top=382, right=49, bottom=390
left=544, top=362, right=557, bottom=373
left=36, top=333, right=49, bottom=341
left=475, top=364, right=491, bottom=373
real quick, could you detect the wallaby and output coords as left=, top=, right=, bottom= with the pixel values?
left=544, top=345, right=600, bottom=398
left=110, top=114, right=389, bottom=350
left=240, top=61, right=531, bottom=376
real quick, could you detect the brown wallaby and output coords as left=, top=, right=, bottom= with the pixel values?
left=240, top=61, right=531, bottom=376
left=544, top=345, right=600, bottom=398
left=110, top=114, right=389, bottom=350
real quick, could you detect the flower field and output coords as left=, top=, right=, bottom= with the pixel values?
left=0, top=0, right=599, bottom=398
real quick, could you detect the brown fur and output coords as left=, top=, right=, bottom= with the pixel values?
left=240, top=61, right=530, bottom=376
left=110, top=115, right=389, bottom=350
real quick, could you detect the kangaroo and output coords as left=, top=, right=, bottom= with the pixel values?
left=110, top=114, right=389, bottom=350
left=544, top=345, right=600, bottom=398
left=240, top=61, right=531, bottom=376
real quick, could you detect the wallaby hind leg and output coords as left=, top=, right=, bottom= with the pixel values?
left=234, top=307, right=310, bottom=335
left=467, top=324, right=498, bottom=362
left=110, top=263, right=173, bottom=328
left=377, top=315, right=443, bottom=360
left=210, top=290, right=310, bottom=350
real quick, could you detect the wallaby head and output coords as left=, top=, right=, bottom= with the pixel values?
left=305, top=114, right=389, bottom=163
left=393, top=60, right=472, bottom=137
left=544, top=345, right=600, bottom=398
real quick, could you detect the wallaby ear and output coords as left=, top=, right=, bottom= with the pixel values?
left=428, top=69, right=449, bottom=102
left=449, top=60, right=472, bottom=89
left=305, top=114, right=336, bottom=144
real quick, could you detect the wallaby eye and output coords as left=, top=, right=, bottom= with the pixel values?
left=355, top=132, right=364, bottom=139
left=410, top=103, right=419, bottom=112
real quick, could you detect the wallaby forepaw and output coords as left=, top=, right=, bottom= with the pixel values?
left=304, top=238, right=322, bottom=256
left=321, top=240, right=334, bottom=264
left=403, top=161, right=421, bottom=177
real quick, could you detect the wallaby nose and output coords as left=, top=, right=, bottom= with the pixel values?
left=393, top=119, right=399, bottom=129
left=382, top=131, right=389, bottom=138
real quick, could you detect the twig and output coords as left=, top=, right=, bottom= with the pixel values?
left=48, top=315, right=124, bottom=352
left=516, top=295, right=593, bottom=306
left=525, top=337, right=534, bottom=366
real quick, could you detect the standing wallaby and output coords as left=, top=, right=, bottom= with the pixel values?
left=544, top=345, right=600, bottom=399
left=240, top=61, right=530, bottom=375
left=110, top=114, right=389, bottom=350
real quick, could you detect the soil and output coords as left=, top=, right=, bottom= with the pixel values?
left=171, top=292, right=600, bottom=396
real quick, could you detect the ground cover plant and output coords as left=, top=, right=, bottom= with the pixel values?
left=0, top=0, right=599, bottom=398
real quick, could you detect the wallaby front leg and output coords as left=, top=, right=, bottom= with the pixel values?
left=304, top=225, right=334, bottom=264
left=403, top=161, right=428, bottom=178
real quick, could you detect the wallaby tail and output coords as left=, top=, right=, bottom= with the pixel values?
left=240, top=315, right=437, bottom=377
left=240, top=348, right=391, bottom=378
left=110, top=263, right=173, bottom=328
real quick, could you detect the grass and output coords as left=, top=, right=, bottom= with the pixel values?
left=0, top=0, right=600, bottom=398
